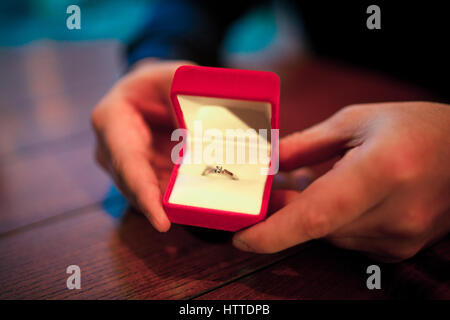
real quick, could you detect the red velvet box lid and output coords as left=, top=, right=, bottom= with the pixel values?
left=163, top=65, right=280, bottom=231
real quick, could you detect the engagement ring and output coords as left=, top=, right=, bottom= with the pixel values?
left=202, top=165, right=238, bottom=180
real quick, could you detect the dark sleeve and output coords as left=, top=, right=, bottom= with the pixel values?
left=126, top=0, right=258, bottom=67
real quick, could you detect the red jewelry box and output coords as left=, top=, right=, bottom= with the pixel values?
left=163, top=65, right=280, bottom=231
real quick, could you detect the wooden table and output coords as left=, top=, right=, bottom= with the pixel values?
left=0, top=41, right=448, bottom=299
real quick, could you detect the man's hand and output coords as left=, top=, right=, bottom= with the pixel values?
left=233, top=102, right=450, bottom=262
left=91, top=59, right=194, bottom=232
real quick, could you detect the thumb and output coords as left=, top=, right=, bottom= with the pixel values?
left=233, top=139, right=392, bottom=253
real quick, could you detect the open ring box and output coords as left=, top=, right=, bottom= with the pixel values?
left=163, top=65, right=280, bottom=231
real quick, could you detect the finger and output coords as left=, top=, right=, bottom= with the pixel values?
left=122, top=60, right=196, bottom=125
left=270, top=168, right=314, bottom=212
left=233, top=142, right=394, bottom=253
left=325, top=236, right=401, bottom=262
left=268, top=189, right=301, bottom=213
left=291, top=167, right=316, bottom=190
left=100, top=99, right=171, bottom=232
left=325, top=236, right=422, bottom=263
left=279, top=106, right=369, bottom=170
left=272, top=168, right=315, bottom=191
left=113, top=152, right=170, bottom=232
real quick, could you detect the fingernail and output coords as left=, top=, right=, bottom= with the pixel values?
left=232, top=237, right=254, bottom=252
